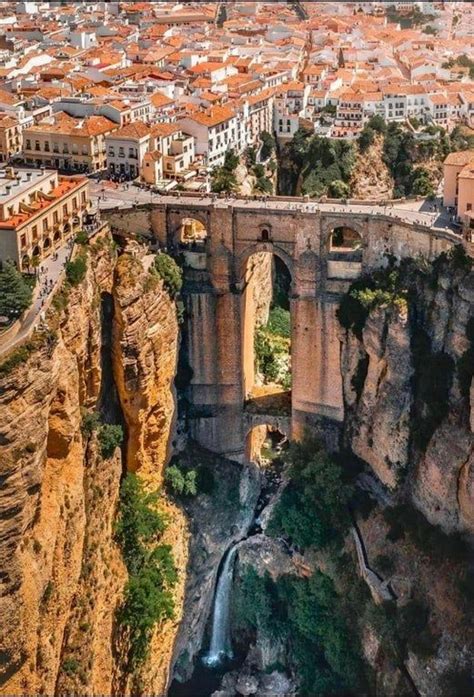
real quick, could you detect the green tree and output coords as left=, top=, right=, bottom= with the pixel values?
left=359, top=126, right=375, bottom=152
left=367, top=114, right=387, bottom=134
left=260, top=130, right=275, bottom=160
left=223, top=148, right=239, bottom=171
left=165, top=464, right=198, bottom=497
left=211, top=167, right=238, bottom=193
left=98, top=424, right=123, bottom=459
left=268, top=438, right=352, bottom=549
left=328, top=179, right=350, bottom=198
left=0, top=261, right=33, bottom=320
left=65, top=254, right=87, bottom=286
left=153, top=253, right=182, bottom=298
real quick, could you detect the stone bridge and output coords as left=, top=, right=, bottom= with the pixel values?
left=103, top=195, right=463, bottom=460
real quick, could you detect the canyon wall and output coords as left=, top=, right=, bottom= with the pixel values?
left=0, top=236, right=185, bottom=696
left=340, top=254, right=474, bottom=533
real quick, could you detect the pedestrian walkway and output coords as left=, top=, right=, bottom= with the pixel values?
left=0, top=242, right=73, bottom=357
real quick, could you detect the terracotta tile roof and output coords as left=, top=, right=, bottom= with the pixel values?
left=183, top=105, right=235, bottom=127
left=150, top=123, right=181, bottom=137
left=107, top=121, right=151, bottom=139
left=444, top=150, right=474, bottom=167
left=150, top=91, right=174, bottom=108
left=0, top=177, right=87, bottom=230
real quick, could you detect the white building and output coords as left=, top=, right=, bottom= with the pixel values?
left=178, top=106, right=239, bottom=167
left=105, top=121, right=151, bottom=180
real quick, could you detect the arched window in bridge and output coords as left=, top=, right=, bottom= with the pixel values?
left=261, top=228, right=270, bottom=242
left=180, top=217, right=207, bottom=247
left=330, top=226, right=362, bottom=252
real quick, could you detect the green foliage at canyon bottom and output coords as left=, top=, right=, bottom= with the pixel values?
left=267, top=438, right=352, bottom=549
left=232, top=565, right=369, bottom=696
left=115, top=473, right=177, bottom=670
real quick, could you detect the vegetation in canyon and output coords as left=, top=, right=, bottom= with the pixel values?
left=267, top=437, right=353, bottom=549
left=232, top=565, right=368, bottom=696
left=152, top=252, right=183, bottom=299
left=254, top=278, right=292, bottom=390
left=279, top=116, right=474, bottom=200
left=115, top=473, right=177, bottom=670
left=278, top=129, right=356, bottom=197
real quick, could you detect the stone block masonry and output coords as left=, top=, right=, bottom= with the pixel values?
left=103, top=197, right=463, bottom=459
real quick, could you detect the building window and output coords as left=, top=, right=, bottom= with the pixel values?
left=44, top=142, right=50, bottom=152
left=32, top=225, right=37, bottom=239
left=26, top=139, right=31, bottom=149
left=35, top=141, right=40, bottom=151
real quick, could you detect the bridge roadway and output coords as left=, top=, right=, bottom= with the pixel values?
left=91, top=184, right=461, bottom=240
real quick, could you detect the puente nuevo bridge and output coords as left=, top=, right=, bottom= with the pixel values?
left=103, top=194, right=466, bottom=460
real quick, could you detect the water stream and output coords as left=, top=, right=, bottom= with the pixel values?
left=168, top=435, right=287, bottom=697
left=202, top=542, right=241, bottom=667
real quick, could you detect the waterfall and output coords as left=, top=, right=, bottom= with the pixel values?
left=203, top=543, right=240, bottom=667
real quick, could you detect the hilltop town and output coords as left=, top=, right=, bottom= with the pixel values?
left=0, top=1, right=471, bottom=175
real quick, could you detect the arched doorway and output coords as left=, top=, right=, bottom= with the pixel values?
left=241, top=248, right=292, bottom=407
left=43, top=237, right=52, bottom=254
left=329, top=225, right=362, bottom=255
left=180, top=217, right=207, bottom=246
left=53, top=230, right=61, bottom=245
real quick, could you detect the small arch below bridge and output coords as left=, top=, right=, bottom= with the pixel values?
left=244, top=421, right=290, bottom=465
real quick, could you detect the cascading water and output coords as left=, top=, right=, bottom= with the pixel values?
left=202, top=543, right=240, bottom=667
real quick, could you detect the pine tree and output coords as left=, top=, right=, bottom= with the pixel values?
left=0, top=262, right=33, bottom=320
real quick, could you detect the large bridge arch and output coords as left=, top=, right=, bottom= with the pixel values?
left=236, top=242, right=295, bottom=287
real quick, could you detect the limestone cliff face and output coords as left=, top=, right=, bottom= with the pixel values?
left=340, top=258, right=474, bottom=533
left=350, top=134, right=394, bottom=200
left=0, top=240, right=118, bottom=695
left=111, top=248, right=188, bottom=697
left=112, top=251, right=179, bottom=484
left=0, top=238, right=185, bottom=696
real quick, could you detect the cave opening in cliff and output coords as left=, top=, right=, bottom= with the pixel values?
left=97, top=292, right=127, bottom=458
left=242, top=251, right=292, bottom=411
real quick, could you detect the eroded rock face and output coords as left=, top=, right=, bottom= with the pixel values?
left=0, top=242, right=116, bottom=695
left=340, top=262, right=474, bottom=533
left=0, top=239, right=186, bottom=697
left=341, top=306, right=413, bottom=489
left=112, top=252, right=179, bottom=484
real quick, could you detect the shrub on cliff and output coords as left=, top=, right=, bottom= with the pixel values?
left=165, top=464, right=198, bottom=497
left=81, top=409, right=101, bottom=435
left=0, top=261, right=33, bottom=320
left=65, top=254, right=87, bottom=286
left=260, top=130, right=275, bottom=161
left=98, top=423, right=123, bottom=458
left=152, top=253, right=182, bottom=299
left=115, top=473, right=177, bottom=668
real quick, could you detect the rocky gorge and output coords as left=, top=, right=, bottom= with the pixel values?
left=0, top=226, right=472, bottom=697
